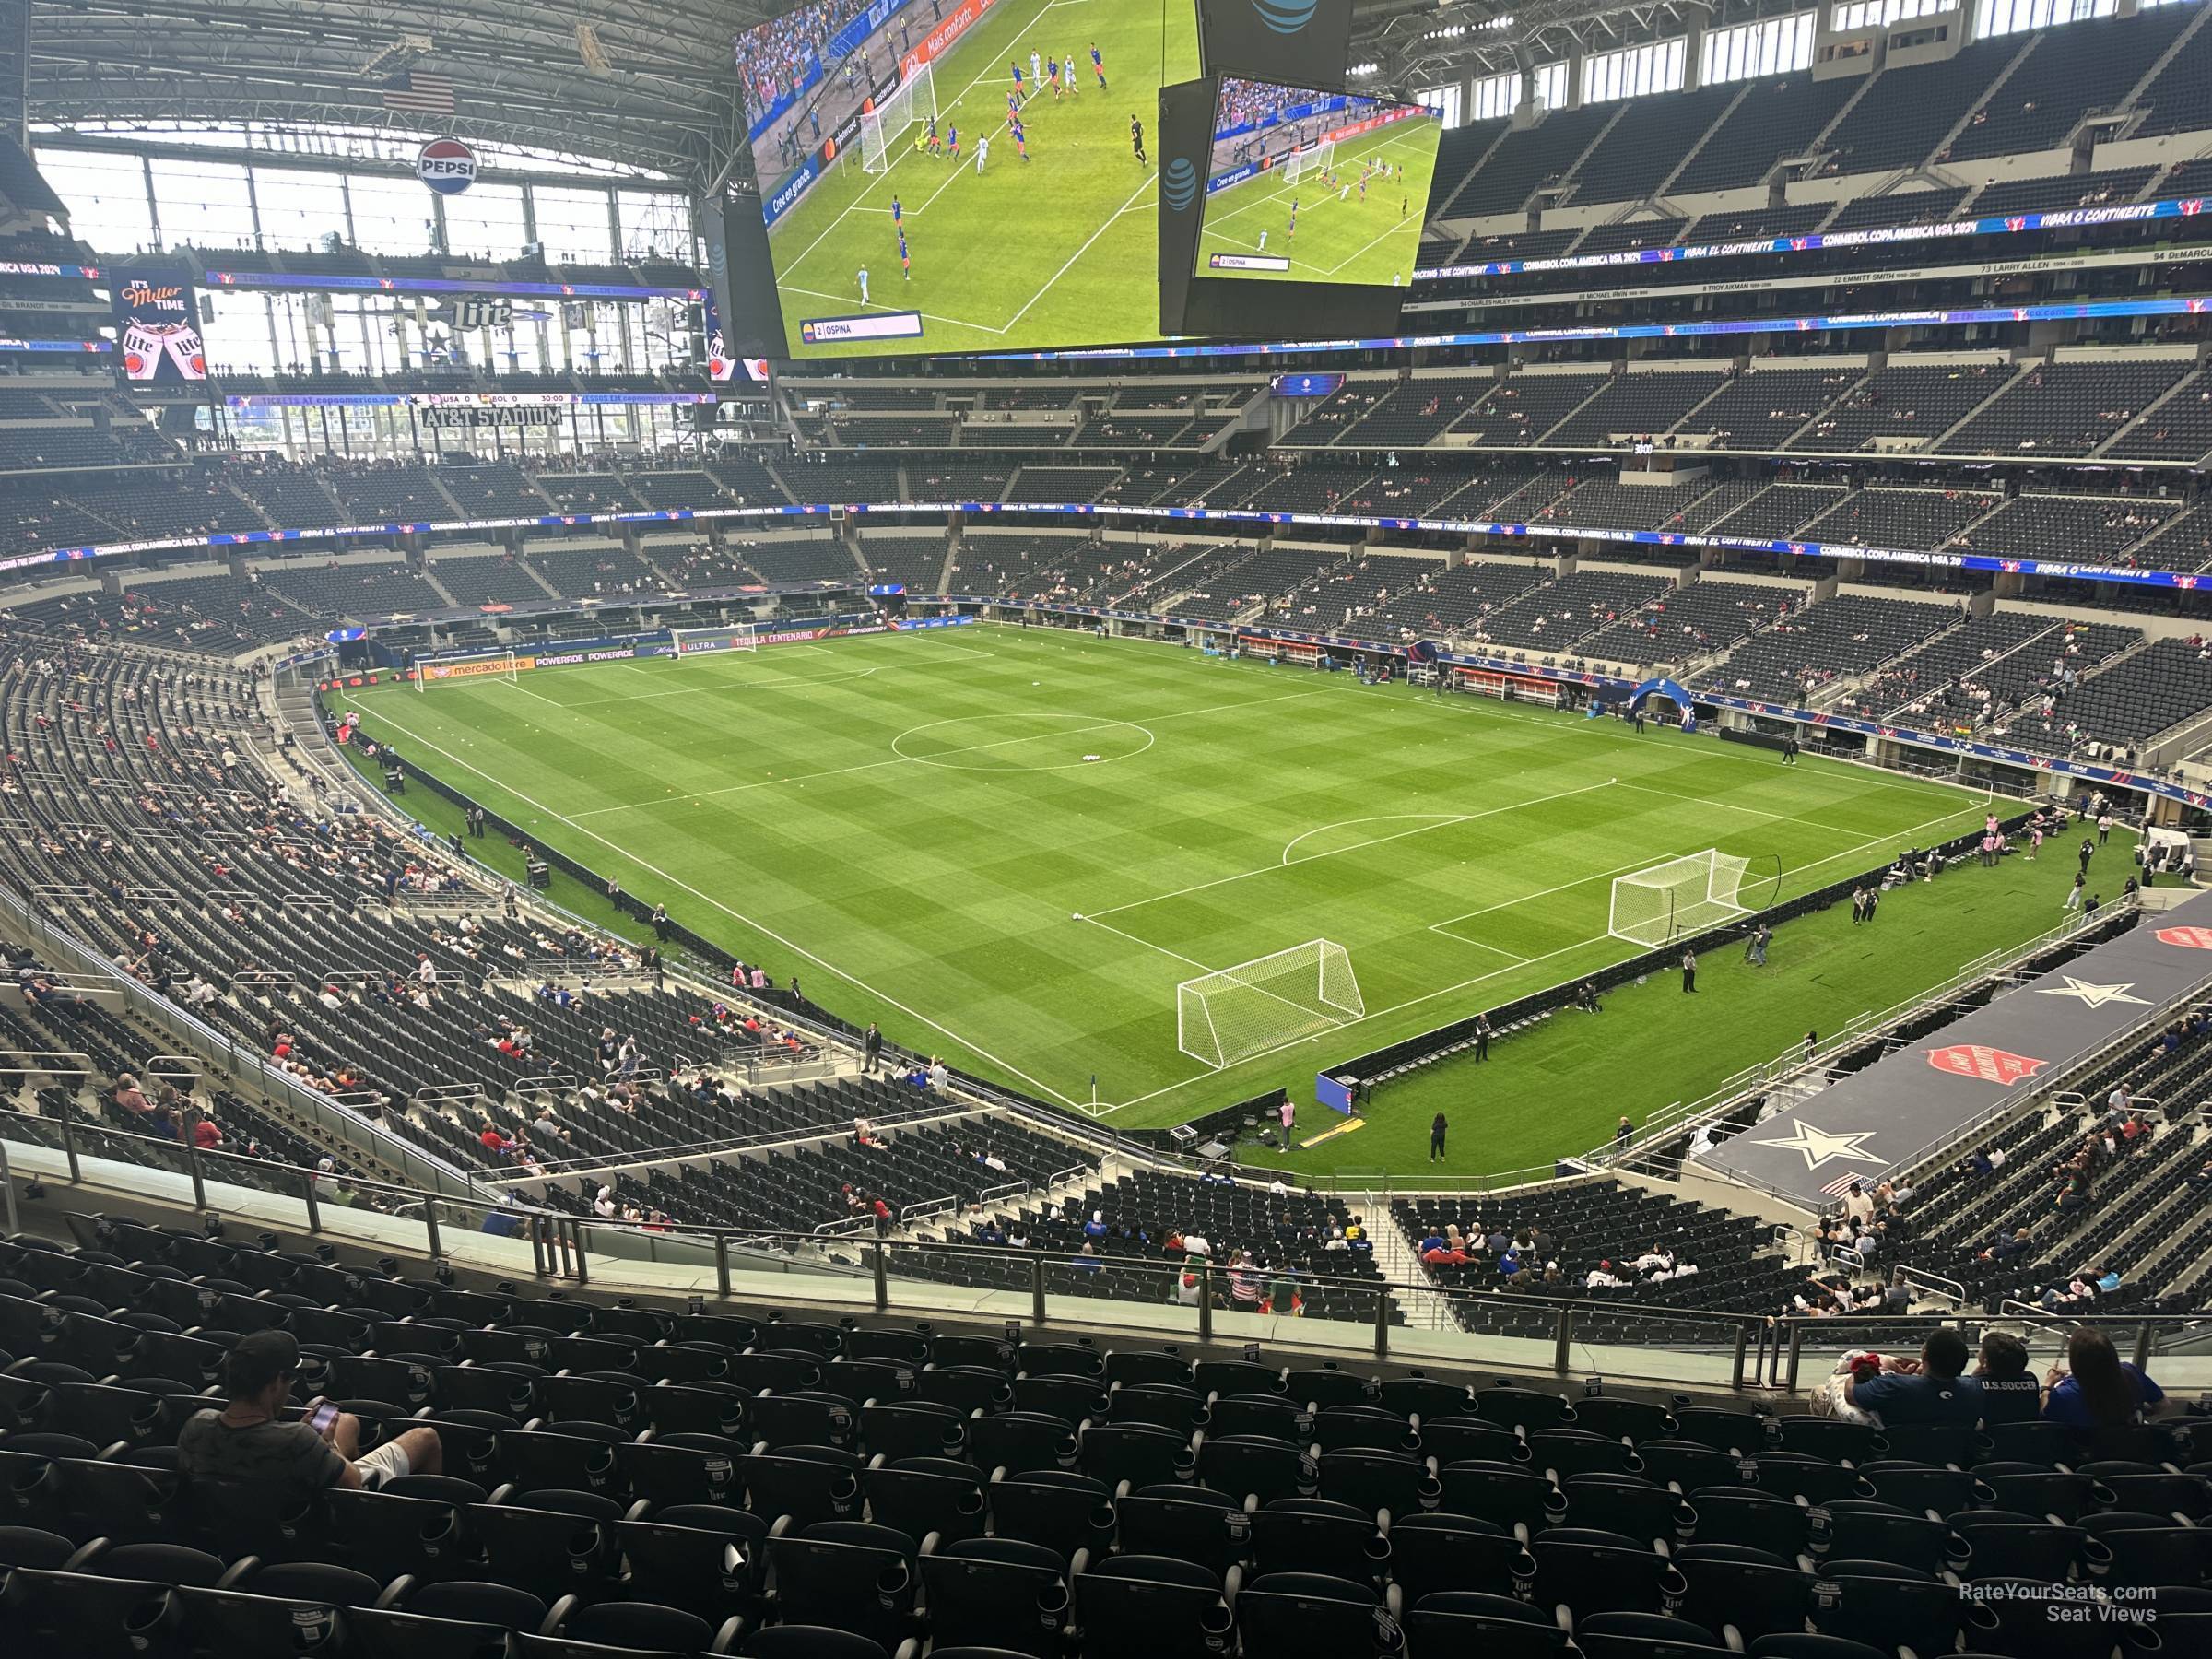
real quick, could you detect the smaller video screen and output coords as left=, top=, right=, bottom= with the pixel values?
left=1192, top=77, right=1442, bottom=286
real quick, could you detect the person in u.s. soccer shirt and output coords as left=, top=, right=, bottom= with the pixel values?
left=1030, top=49, right=1041, bottom=89
left=974, top=133, right=990, bottom=175
left=857, top=264, right=870, bottom=304
left=1090, top=41, right=1106, bottom=90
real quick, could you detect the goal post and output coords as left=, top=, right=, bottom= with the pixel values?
left=861, top=62, right=935, bottom=174
left=1286, top=138, right=1334, bottom=187
left=1607, top=849, right=1754, bottom=949
left=1176, top=939, right=1363, bottom=1070
left=670, top=623, right=759, bottom=659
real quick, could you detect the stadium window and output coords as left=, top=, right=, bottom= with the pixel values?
left=1470, top=68, right=1520, bottom=121
left=1531, top=60, right=1570, bottom=110
left=248, top=166, right=347, bottom=253
left=1700, top=11, right=1816, bottom=85
left=531, top=184, right=617, bottom=265
left=618, top=190, right=691, bottom=261
left=441, top=181, right=528, bottom=261
left=35, top=148, right=157, bottom=253
left=1418, top=82, right=1465, bottom=126
left=342, top=171, right=436, bottom=255
left=1975, top=0, right=2116, bottom=35
left=1584, top=38, right=1687, bottom=104
left=148, top=158, right=256, bottom=253
left=1832, top=0, right=1953, bottom=29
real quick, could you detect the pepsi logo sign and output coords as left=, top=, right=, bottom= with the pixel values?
left=416, top=138, right=478, bottom=196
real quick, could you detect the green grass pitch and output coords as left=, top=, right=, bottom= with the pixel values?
left=1194, top=116, right=1441, bottom=286
left=336, top=627, right=2088, bottom=1179
left=766, top=0, right=1198, bottom=360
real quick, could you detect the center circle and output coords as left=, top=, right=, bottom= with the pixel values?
left=890, top=712, right=1156, bottom=771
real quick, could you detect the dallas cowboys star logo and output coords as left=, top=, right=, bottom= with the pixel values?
left=2034, top=977, right=2149, bottom=1010
left=1748, top=1122, right=1887, bottom=1171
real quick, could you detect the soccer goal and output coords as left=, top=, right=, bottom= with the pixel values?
left=861, top=62, right=935, bottom=173
left=418, top=650, right=516, bottom=691
left=1608, top=850, right=1754, bottom=949
left=1177, top=939, right=1363, bottom=1070
left=1286, top=138, right=1334, bottom=187
left=670, top=623, right=759, bottom=658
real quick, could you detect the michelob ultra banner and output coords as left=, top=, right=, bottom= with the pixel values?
left=111, top=270, right=207, bottom=383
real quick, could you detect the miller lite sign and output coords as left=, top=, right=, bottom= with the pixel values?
left=110, top=269, right=206, bottom=383
left=416, top=137, right=478, bottom=196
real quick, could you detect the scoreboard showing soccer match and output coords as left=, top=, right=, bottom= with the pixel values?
left=731, top=0, right=1198, bottom=360
left=1191, top=78, right=1442, bottom=286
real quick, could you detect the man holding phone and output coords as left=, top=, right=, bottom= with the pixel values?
left=177, top=1329, right=442, bottom=1498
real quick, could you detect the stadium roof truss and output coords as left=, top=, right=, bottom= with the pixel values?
left=26, top=0, right=787, bottom=187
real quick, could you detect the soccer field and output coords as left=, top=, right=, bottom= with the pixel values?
left=340, top=627, right=2075, bottom=1162
left=1194, top=119, right=1441, bottom=286
left=766, top=0, right=1197, bottom=359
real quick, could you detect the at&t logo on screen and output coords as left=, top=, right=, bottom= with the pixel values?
left=1253, top=0, right=1318, bottom=34
left=1163, top=156, right=1198, bottom=211
left=416, top=138, right=478, bottom=195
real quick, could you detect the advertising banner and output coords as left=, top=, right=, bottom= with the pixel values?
left=111, top=269, right=206, bottom=383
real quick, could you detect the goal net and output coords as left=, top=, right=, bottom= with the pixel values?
left=1608, top=849, right=1753, bottom=949
left=418, top=650, right=516, bottom=690
left=670, top=624, right=759, bottom=658
left=1177, top=939, right=1363, bottom=1070
left=861, top=62, right=935, bottom=174
left=1286, top=138, right=1334, bottom=187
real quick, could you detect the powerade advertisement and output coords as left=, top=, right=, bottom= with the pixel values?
left=111, top=269, right=206, bottom=383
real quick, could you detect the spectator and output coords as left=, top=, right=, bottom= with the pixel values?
left=1842, top=1328, right=1982, bottom=1426
left=176, top=1330, right=442, bottom=1500
left=2042, top=1326, right=2164, bottom=1430
left=1972, top=1331, right=2041, bottom=1425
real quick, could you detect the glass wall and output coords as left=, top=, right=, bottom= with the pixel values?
left=1470, top=68, right=1520, bottom=122
left=1975, top=0, right=2117, bottom=34
left=1701, top=12, right=1818, bottom=85
left=1584, top=38, right=1688, bottom=104
left=1417, top=82, right=1465, bottom=128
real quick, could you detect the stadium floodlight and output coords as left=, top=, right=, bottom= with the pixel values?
left=670, top=623, right=759, bottom=658
left=418, top=649, right=517, bottom=691
left=1286, top=138, right=1334, bottom=187
left=1607, top=849, right=1753, bottom=949
left=1177, top=939, right=1363, bottom=1070
left=861, top=61, right=937, bottom=175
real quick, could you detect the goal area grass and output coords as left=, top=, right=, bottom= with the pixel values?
left=763, top=0, right=1197, bottom=359
left=335, top=626, right=2087, bottom=1179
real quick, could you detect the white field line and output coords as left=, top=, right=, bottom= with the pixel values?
left=1281, top=813, right=1468, bottom=866
left=1084, top=779, right=1616, bottom=921
left=560, top=683, right=1326, bottom=818
left=996, top=171, right=1158, bottom=335
left=353, top=702, right=1087, bottom=1109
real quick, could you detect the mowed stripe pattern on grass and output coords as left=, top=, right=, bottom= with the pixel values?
left=345, top=629, right=2002, bottom=1129
left=768, top=0, right=1197, bottom=359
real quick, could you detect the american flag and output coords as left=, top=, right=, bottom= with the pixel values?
left=382, top=70, right=457, bottom=116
